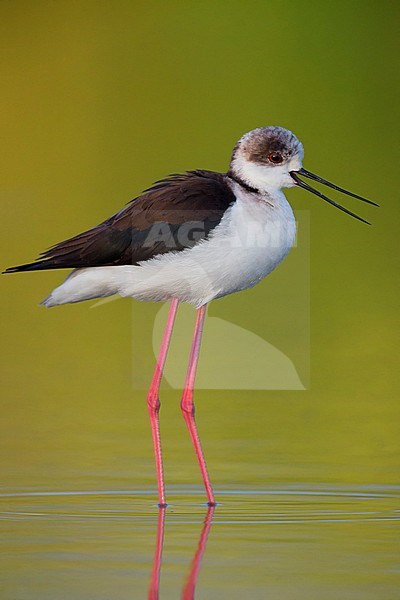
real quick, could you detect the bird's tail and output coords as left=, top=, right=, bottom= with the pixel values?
left=41, top=268, right=119, bottom=307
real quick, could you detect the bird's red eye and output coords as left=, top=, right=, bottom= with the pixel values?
left=268, top=152, right=283, bottom=164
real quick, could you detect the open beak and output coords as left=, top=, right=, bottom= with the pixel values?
left=290, top=168, right=378, bottom=225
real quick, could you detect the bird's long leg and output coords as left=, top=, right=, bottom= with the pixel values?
left=180, top=304, right=215, bottom=506
left=147, top=298, right=179, bottom=507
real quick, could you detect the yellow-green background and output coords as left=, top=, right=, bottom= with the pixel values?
left=1, top=2, right=399, bottom=599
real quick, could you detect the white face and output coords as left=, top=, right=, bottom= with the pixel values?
left=231, top=151, right=304, bottom=192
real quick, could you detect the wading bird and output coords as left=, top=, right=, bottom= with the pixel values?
left=4, top=126, right=377, bottom=507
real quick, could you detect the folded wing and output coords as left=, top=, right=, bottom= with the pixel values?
left=4, top=170, right=235, bottom=273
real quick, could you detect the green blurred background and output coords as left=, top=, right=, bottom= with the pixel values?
left=1, top=2, right=399, bottom=598
left=1, top=0, right=398, bottom=483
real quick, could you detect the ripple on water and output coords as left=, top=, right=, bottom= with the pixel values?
left=0, top=485, right=399, bottom=524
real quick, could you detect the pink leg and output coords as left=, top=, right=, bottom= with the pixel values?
left=147, top=298, right=179, bottom=507
left=181, top=304, right=216, bottom=506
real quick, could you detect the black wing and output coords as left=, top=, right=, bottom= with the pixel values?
left=4, top=170, right=235, bottom=273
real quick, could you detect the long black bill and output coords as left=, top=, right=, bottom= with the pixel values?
left=290, top=168, right=378, bottom=225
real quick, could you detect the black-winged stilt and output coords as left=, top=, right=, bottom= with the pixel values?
left=4, top=126, right=377, bottom=507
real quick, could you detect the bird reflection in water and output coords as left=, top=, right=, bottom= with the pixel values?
left=148, top=505, right=215, bottom=599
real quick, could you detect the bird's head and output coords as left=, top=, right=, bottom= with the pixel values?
left=229, top=126, right=378, bottom=224
left=229, top=126, right=304, bottom=191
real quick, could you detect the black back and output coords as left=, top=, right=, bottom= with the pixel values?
left=4, top=170, right=235, bottom=272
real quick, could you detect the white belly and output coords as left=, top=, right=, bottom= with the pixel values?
left=43, top=189, right=296, bottom=308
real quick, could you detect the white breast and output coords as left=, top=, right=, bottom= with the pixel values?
left=116, top=183, right=296, bottom=306
left=43, top=185, right=296, bottom=308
